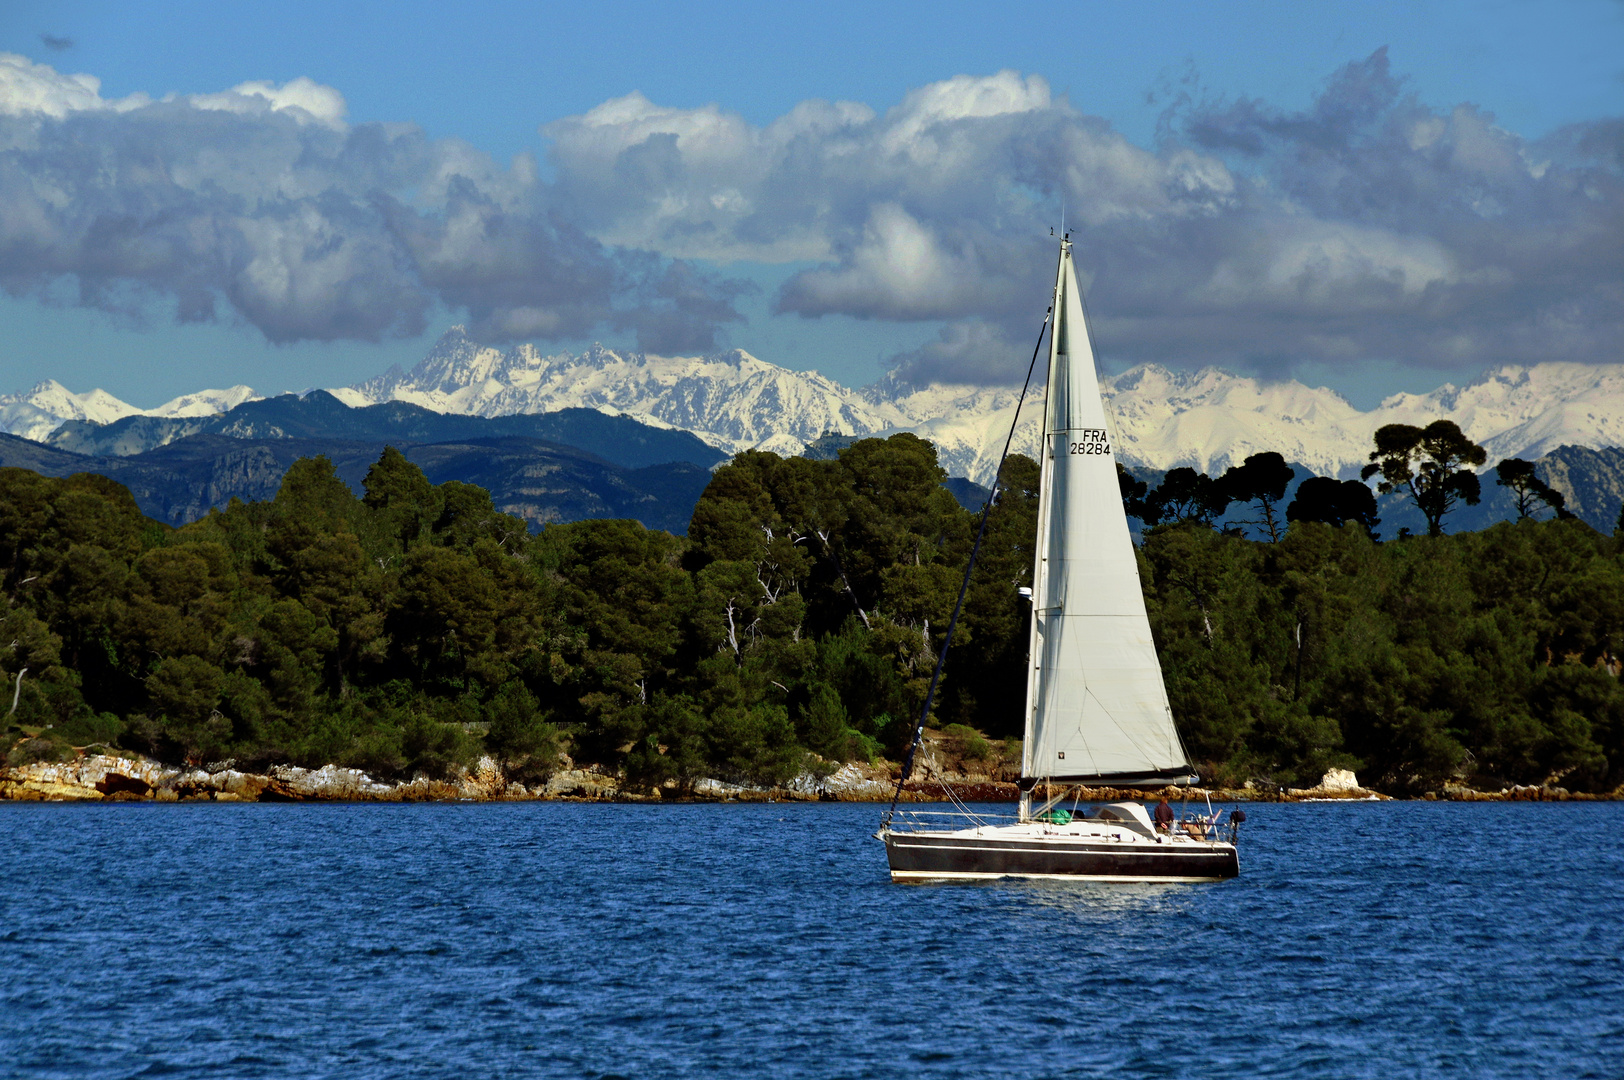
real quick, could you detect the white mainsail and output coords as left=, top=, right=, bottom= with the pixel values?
left=1020, top=241, right=1195, bottom=787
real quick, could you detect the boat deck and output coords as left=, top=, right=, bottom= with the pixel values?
left=880, top=806, right=1240, bottom=882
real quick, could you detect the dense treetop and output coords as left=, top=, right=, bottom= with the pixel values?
left=3, top=430, right=1621, bottom=795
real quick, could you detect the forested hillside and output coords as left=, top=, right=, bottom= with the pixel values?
left=0, top=430, right=713, bottom=535
left=3, top=432, right=1622, bottom=794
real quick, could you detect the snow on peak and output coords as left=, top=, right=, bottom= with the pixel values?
left=0, top=380, right=141, bottom=442
left=338, top=338, right=1624, bottom=484
left=8, top=336, right=1623, bottom=487
left=148, top=385, right=261, bottom=418
left=326, top=328, right=1624, bottom=480
left=0, top=380, right=261, bottom=443
left=340, top=336, right=910, bottom=458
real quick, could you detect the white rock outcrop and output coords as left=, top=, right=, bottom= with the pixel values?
left=0, top=753, right=180, bottom=798
left=785, top=762, right=891, bottom=800
left=1319, top=768, right=1360, bottom=792
left=267, top=764, right=395, bottom=800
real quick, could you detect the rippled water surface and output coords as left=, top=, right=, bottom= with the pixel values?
left=2, top=800, right=1621, bottom=1079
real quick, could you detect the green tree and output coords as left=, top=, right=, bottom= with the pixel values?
left=1493, top=458, right=1569, bottom=521
left=1286, top=477, right=1381, bottom=538
left=7, top=427, right=1624, bottom=797
left=119, top=543, right=236, bottom=666
left=398, top=710, right=475, bottom=779
left=1219, top=452, right=1295, bottom=541
left=484, top=682, right=560, bottom=782
left=625, top=692, right=711, bottom=790
left=1145, top=468, right=1230, bottom=527
left=542, top=519, right=694, bottom=762
left=1361, top=420, right=1487, bottom=536
left=362, top=447, right=443, bottom=555
left=941, top=454, right=1039, bottom=736
left=145, top=655, right=230, bottom=761
left=1116, top=463, right=1153, bottom=524
left=388, top=545, right=519, bottom=692
left=823, top=434, right=966, bottom=633
left=432, top=481, right=530, bottom=552
left=273, top=455, right=358, bottom=532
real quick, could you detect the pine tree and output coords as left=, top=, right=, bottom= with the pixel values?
left=1361, top=420, right=1487, bottom=536
left=1493, top=458, right=1568, bottom=521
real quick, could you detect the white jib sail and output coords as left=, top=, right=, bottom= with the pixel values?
left=1020, top=241, right=1194, bottom=786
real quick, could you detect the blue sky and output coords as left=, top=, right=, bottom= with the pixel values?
left=1, top=0, right=1621, bottom=407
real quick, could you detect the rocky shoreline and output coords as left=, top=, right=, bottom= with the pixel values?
left=2, top=754, right=1617, bottom=805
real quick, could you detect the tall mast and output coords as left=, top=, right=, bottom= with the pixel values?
left=1020, top=238, right=1195, bottom=802
left=1019, top=240, right=1070, bottom=821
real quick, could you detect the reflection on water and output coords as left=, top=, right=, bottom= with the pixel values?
left=1004, top=878, right=1194, bottom=921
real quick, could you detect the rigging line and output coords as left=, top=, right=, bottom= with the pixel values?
left=1079, top=678, right=1170, bottom=772
left=883, top=305, right=1053, bottom=826
left=921, top=758, right=996, bottom=827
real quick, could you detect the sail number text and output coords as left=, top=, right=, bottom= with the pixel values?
left=1068, top=429, right=1111, bottom=456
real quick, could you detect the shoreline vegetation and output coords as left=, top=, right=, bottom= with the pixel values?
left=4, top=423, right=1623, bottom=805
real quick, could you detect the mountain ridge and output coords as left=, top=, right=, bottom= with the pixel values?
left=337, top=330, right=1624, bottom=483
left=0, top=430, right=712, bottom=535
left=0, top=380, right=259, bottom=442
left=6, top=327, right=1624, bottom=485
left=42, top=392, right=727, bottom=471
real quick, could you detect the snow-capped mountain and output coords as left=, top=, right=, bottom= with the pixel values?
left=336, top=329, right=1624, bottom=483
left=863, top=376, right=1042, bottom=482
left=0, top=381, right=260, bottom=443
left=873, top=363, right=1624, bottom=482
left=6, top=325, right=1623, bottom=486
left=0, top=380, right=142, bottom=442
left=1372, top=364, right=1624, bottom=467
left=857, top=366, right=1377, bottom=482
left=331, top=330, right=911, bottom=459
left=146, top=385, right=261, bottom=419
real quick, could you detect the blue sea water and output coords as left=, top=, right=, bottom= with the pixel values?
left=1, top=800, right=1621, bottom=1079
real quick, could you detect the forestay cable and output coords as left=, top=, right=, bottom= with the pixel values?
left=883, top=307, right=1052, bottom=826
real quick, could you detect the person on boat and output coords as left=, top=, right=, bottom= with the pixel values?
left=1153, top=797, right=1174, bottom=833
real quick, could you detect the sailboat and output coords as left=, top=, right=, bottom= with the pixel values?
left=877, top=237, right=1241, bottom=882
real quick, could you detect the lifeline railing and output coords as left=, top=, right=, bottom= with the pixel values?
left=883, top=805, right=1245, bottom=844
left=882, top=806, right=1017, bottom=832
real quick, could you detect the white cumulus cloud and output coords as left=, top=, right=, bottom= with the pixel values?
left=0, top=52, right=1619, bottom=385
left=0, top=57, right=751, bottom=353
